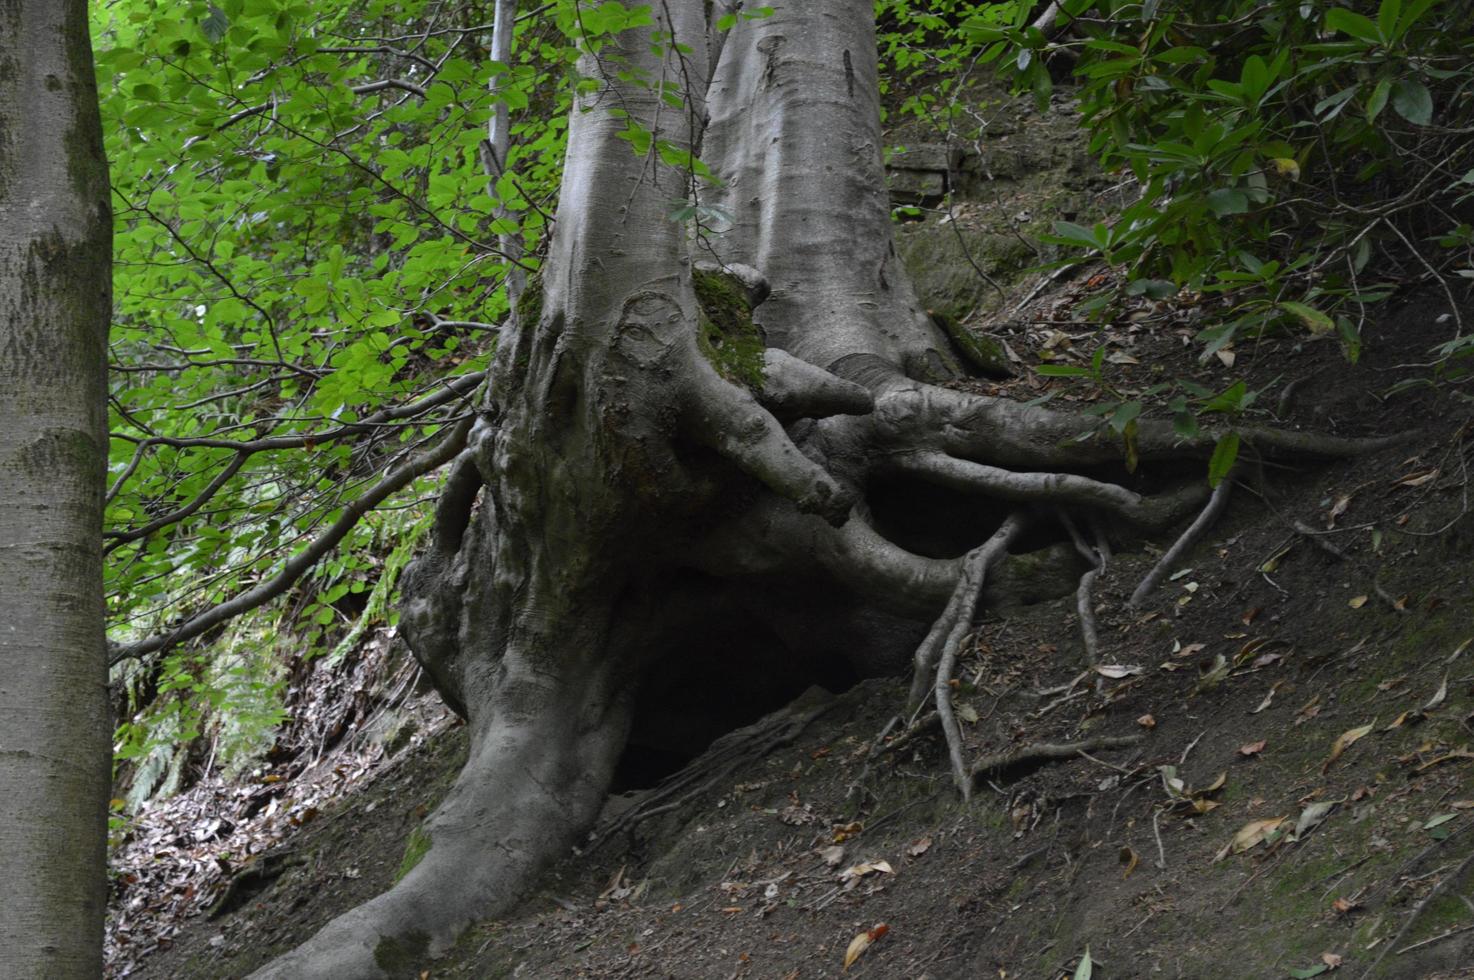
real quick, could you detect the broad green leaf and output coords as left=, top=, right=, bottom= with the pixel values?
left=1209, top=432, right=1240, bottom=487
left=1366, top=78, right=1391, bottom=121
left=1279, top=301, right=1335, bottom=333
left=1207, top=188, right=1249, bottom=216
left=1325, top=8, right=1384, bottom=44
left=1391, top=78, right=1433, bottom=125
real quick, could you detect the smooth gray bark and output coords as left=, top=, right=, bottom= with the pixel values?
left=0, top=2, right=113, bottom=977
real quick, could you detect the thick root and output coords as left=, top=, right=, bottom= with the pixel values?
left=248, top=659, right=631, bottom=980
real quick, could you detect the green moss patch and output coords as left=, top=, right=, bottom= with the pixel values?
left=395, top=825, right=432, bottom=883
left=693, top=267, right=766, bottom=390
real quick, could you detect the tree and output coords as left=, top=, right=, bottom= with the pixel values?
left=245, top=2, right=1392, bottom=975
left=0, top=2, right=113, bottom=976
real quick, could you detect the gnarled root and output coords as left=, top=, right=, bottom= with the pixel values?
left=248, top=653, right=632, bottom=979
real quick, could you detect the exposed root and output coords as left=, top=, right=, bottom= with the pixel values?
left=589, top=690, right=839, bottom=850
left=1062, top=513, right=1110, bottom=664
left=902, top=513, right=1028, bottom=800
left=1129, top=475, right=1235, bottom=608
left=969, top=734, right=1145, bottom=788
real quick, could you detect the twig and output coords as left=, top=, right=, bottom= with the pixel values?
left=1179, top=730, right=1206, bottom=767
left=1130, top=476, right=1234, bottom=608
left=1395, top=920, right=1474, bottom=955
left=1152, top=810, right=1167, bottom=869
left=1292, top=521, right=1348, bottom=560
left=969, top=734, right=1144, bottom=785
left=1077, top=750, right=1134, bottom=775
left=1362, top=849, right=1474, bottom=978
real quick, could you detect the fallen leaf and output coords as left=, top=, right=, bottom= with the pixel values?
left=1384, top=711, right=1420, bottom=731
left=1251, top=680, right=1286, bottom=714
left=1348, top=595, right=1369, bottom=609
left=1332, top=897, right=1357, bottom=915
left=1074, top=948, right=1094, bottom=979
left=1288, top=965, right=1329, bottom=979
left=1327, top=494, right=1352, bottom=528
left=1294, top=801, right=1337, bottom=839
left=1120, top=846, right=1140, bottom=879
left=1424, top=674, right=1449, bottom=712
left=1240, top=740, right=1267, bottom=757
left=957, top=703, right=980, bottom=724
left=1193, top=653, right=1231, bottom=694
left=819, top=845, right=845, bottom=867
left=1322, top=951, right=1343, bottom=969
left=1215, top=817, right=1286, bottom=862
left=1137, top=714, right=1156, bottom=729
left=843, top=923, right=888, bottom=971
left=1095, top=663, right=1146, bottom=679
left=1322, top=721, right=1375, bottom=773
left=1392, top=468, right=1439, bottom=488
left=906, top=837, right=932, bottom=858
left=1423, top=813, right=1458, bottom=830
left=840, top=860, right=893, bottom=881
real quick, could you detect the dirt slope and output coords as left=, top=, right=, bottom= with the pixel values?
left=118, top=283, right=1474, bottom=980
left=108, top=84, right=1474, bottom=980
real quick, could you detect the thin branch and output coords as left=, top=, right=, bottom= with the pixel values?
left=108, top=418, right=472, bottom=665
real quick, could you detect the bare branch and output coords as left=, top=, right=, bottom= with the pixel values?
left=108, top=417, right=472, bottom=665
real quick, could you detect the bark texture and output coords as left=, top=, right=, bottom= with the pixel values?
left=0, top=2, right=113, bottom=977
left=256, top=2, right=1393, bottom=975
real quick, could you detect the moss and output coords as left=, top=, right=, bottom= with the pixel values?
left=516, top=272, right=544, bottom=326
left=933, top=312, right=1014, bottom=377
left=374, top=930, right=431, bottom=974
left=395, top=826, right=432, bottom=882
left=693, top=267, right=766, bottom=390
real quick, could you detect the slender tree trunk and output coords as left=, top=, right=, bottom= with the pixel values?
left=0, top=3, right=113, bottom=977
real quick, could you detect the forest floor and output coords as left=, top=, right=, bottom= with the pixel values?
left=106, top=87, right=1474, bottom=980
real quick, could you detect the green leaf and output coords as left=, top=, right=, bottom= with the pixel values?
left=1074, top=949, right=1093, bottom=980
left=1378, top=0, right=1403, bottom=41
left=1051, top=220, right=1102, bottom=249
left=1366, top=78, right=1391, bottom=122
left=1391, top=78, right=1433, bottom=125
left=1325, top=8, right=1384, bottom=44
left=1287, top=966, right=1329, bottom=979
left=1207, top=188, right=1249, bottom=216
left=1036, top=364, right=1093, bottom=378
left=1209, top=432, right=1240, bottom=488
left=202, top=4, right=230, bottom=44
left=1278, top=301, right=1335, bottom=334
left=1109, top=400, right=1142, bottom=434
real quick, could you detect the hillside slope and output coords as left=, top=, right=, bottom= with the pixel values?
left=110, top=88, right=1474, bottom=980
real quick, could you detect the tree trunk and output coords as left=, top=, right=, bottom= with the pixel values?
left=0, top=3, right=113, bottom=977
left=255, top=2, right=1396, bottom=974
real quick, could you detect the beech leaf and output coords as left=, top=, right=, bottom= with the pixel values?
left=1322, top=721, right=1375, bottom=773
left=843, top=923, right=888, bottom=971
